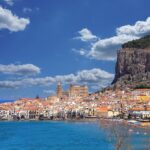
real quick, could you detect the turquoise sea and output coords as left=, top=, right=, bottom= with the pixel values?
left=0, top=121, right=149, bottom=150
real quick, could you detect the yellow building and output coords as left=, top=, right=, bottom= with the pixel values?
left=137, top=95, right=150, bottom=102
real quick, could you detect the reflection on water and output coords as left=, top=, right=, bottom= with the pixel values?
left=99, top=119, right=150, bottom=150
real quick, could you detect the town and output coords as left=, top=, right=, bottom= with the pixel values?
left=0, top=82, right=150, bottom=127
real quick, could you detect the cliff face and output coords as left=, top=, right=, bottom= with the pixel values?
left=112, top=48, right=150, bottom=88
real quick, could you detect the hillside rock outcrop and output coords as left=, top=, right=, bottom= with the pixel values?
left=112, top=48, right=150, bottom=89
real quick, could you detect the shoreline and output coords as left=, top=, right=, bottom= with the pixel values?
left=0, top=117, right=150, bottom=129
left=0, top=117, right=99, bottom=122
left=98, top=118, right=150, bottom=130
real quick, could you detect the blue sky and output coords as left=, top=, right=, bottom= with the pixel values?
left=0, top=0, right=150, bottom=100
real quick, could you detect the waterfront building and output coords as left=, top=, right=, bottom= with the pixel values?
left=129, top=107, right=150, bottom=119
left=96, top=106, right=121, bottom=118
left=0, top=106, right=10, bottom=120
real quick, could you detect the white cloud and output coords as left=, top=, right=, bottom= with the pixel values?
left=88, top=35, right=137, bottom=61
left=0, top=77, right=53, bottom=89
left=75, top=28, right=98, bottom=42
left=0, top=68, right=114, bottom=91
left=23, top=8, right=32, bottom=13
left=0, top=80, right=21, bottom=88
left=0, top=64, right=40, bottom=75
left=74, top=17, right=150, bottom=61
left=117, top=17, right=150, bottom=37
left=3, top=0, right=14, bottom=6
left=0, top=6, right=30, bottom=32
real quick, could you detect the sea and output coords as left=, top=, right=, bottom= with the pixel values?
left=0, top=121, right=149, bottom=150
left=0, top=99, right=15, bottom=103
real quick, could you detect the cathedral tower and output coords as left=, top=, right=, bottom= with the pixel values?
left=56, top=82, right=63, bottom=98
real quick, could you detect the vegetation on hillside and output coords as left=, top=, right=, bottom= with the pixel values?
left=122, top=35, right=150, bottom=49
left=134, top=84, right=150, bottom=89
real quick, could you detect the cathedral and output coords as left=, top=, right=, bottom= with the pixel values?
left=56, top=82, right=89, bottom=98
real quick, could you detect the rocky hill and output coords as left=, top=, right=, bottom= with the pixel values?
left=112, top=36, right=150, bottom=89
left=122, top=35, right=150, bottom=49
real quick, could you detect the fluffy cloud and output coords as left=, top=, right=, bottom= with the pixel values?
left=0, top=68, right=114, bottom=91
left=74, top=17, right=150, bottom=61
left=75, top=28, right=98, bottom=42
left=3, top=0, right=14, bottom=6
left=88, top=35, right=136, bottom=61
left=0, top=64, right=40, bottom=75
left=0, top=6, right=30, bottom=32
left=116, top=17, right=150, bottom=37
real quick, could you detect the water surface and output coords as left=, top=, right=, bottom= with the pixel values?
left=0, top=121, right=149, bottom=150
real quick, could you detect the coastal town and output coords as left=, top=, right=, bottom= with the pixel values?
left=0, top=0, right=150, bottom=149
left=0, top=82, right=150, bottom=127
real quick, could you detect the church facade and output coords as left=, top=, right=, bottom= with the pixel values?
left=56, top=82, right=89, bottom=98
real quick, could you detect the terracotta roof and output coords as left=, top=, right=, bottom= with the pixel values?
left=96, top=106, right=108, bottom=112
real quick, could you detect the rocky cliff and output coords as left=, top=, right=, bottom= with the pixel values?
left=112, top=36, right=150, bottom=89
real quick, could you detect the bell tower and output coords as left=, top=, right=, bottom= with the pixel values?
left=56, top=82, right=63, bottom=98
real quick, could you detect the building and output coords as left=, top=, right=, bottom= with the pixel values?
left=129, top=107, right=150, bottom=119
left=132, top=89, right=150, bottom=96
left=96, top=106, right=120, bottom=118
left=56, top=82, right=63, bottom=98
left=56, top=83, right=88, bottom=98
left=69, top=84, right=88, bottom=98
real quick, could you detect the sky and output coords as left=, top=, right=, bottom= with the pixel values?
left=0, top=0, right=150, bottom=100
